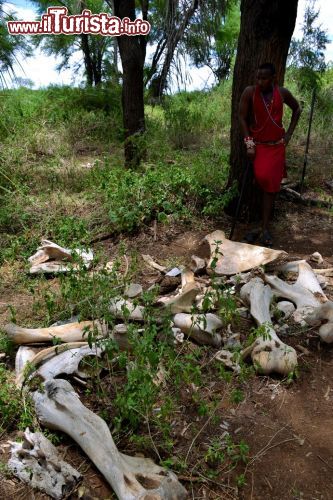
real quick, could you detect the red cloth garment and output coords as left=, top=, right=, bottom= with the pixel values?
left=250, top=85, right=286, bottom=193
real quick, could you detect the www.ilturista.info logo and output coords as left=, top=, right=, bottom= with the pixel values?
left=7, top=7, right=151, bottom=36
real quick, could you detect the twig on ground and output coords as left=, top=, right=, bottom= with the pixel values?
left=317, top=454, right=333, bottom=471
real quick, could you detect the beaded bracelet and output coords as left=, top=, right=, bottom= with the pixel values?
left=244, top=136, right=256, bottom=149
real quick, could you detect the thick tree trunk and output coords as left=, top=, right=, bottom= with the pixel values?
left=228, top=0, right=298, bottom=220
left=113, top=0, right=146, bottom=167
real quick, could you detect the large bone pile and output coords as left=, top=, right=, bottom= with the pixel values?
left=3, top=229, right=333, bottom=499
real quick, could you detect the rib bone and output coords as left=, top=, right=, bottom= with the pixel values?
left=33, top=379, right=187, bottom=500
left=240, top=278, right=297, bottom=376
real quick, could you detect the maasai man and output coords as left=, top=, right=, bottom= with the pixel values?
left=239, top=62, right=301, bottom=247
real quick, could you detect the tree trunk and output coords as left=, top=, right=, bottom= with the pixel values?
left=113, top=0, right=146, bottom=167
left=149, top=0, right=199, bottom=98
left=227, top=0, right=298, bottom=221
left=81, top=34, right=94, bottom=86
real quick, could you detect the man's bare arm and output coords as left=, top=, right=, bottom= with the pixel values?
left=239, top=86, right=254, bottom=137
left=281, top=87, right=302, bottom=145
left=239, top=86, right=255, bottom=159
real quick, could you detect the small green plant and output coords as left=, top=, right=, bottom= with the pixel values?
left=225, top=435, right=250, bottom=465
left=230, top=388, right=245, bottom=404
left=0, top=331, right=14, bottom=356
left=236, top=473, right=246, bottom=487
left=246, top=323, right=272, bottom=347
left=0, top=364, right=34, bottom=432
left=204, top=438, right=226, bottom=466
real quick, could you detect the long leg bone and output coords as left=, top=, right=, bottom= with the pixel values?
left=240, top=278, right=297, bottom=376
left=4, top=321, right=107, bottom=344
left=8, top=428, right=81, bottom=500
left=173, top=313, right=222, bottom=346
left=34, top=379, right=187, bottom=500
left=200, top=230, right=286, bottom=275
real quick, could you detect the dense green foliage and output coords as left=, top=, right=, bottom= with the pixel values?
left=288, top=0, right=329, bottom=90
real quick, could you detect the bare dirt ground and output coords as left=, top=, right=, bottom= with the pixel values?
left=0, top=197, right=333, bottom=500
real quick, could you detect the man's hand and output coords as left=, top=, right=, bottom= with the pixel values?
left=283, top=133, right=291, bottom=146
left=246, top=147, right=256, bottom=160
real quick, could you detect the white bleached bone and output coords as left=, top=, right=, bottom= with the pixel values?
left=173, top=313, right=222, bottom=346
left=29, top=240, right=93, bottom=274
left=303, top=301, right=333, bottom=343
left=240, top=278, right=297, bottom=376
left=161, top=283, right=200, bottom=314
left=276, top=301, right=296, bottom=319
left=15, top=346, right=38, bottom=385
left=273, top=260, right=306, bottom=273
left=28, top=240, right=73, bottom=264
left=214, top=350, right=241, bottom=373
left=36, top=344, right=104, bottom=382
left=313, top=268, right=333, bottom=277
left=171, top=327, right=184, bottom=344
left=15, top=342, right=88, bottom=388
left=4, top=320, right=107, bottom=345
left=190, top=255, right=206, bottom=274
left=141, top=254, right=166, bottom=273
left=202, top=230, right=286, bottom=275
left=8, top=428, right=81, bottom=500
left=109, top=299, right=144, bottom=321
left=310, top=252, right=323, bottom=265
left=33, top=379, right=187, bottom=500
left=264, top=261, right=327, bottom=322
left=181, top=269, right=196, bottom=289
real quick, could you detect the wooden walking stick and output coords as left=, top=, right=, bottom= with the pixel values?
left=229, top=159, right=252, bottom=240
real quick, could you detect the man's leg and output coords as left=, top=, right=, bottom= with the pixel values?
left=259, top=191, right=277, bottom=246
left=262, top=191, right=276, bottom=231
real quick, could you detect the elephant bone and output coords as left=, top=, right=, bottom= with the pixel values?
left=303, top=301, right=333, bottom=343
left=201, top=230, right=286, bottom=275
left=4, top=320, right=107, bottom=345
left=264, top=261, right=327, bottom=323
left=173, top=313, right=222, bottom=346
left=8, top=428, right=81, bottom=499
left=15, top=342, right=88, bottom=388
left=29, top=240, right=93, bottom=274
left=240, top=278, right=297, bottom=376
left=190, top=255, right=206, bottom=274
left=33, top=379, right=187, bottom=499
left=15, top=346, right=38, bottom=385
left=109, top=299, right=145, bottom=321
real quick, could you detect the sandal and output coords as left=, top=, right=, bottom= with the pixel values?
left=258, top=229, right=273, bottom=248
left=242, top=228, right=261, bottom=244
